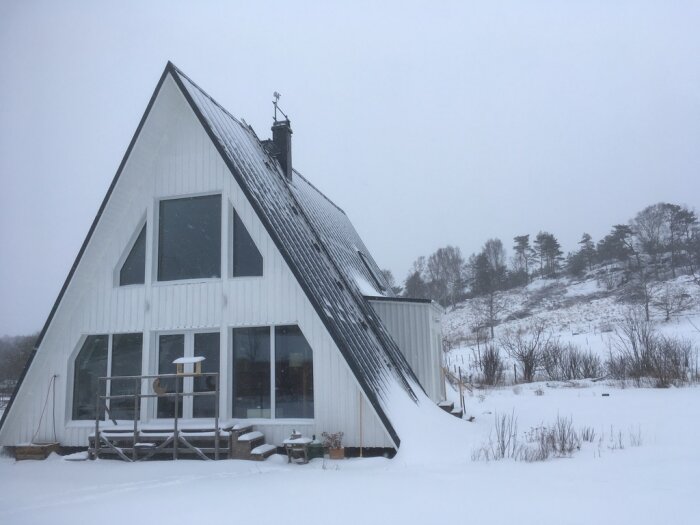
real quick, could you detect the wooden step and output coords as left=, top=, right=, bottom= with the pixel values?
left=231, top=430, right=266, bottom=459
left=438, top=400, right=454, bottom=413
left=228, top=424, right=254, bottom=440
left=250, top=443, right=277, bottom=461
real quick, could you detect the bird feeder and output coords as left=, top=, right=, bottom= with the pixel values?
left=172, top=356, right=206, bottom=375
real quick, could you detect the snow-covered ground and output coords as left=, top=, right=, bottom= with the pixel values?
left=2, top=273, right=699, bottom=524
left=1, top=381, right=699, bottom=525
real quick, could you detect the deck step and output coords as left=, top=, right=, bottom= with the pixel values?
left=251, top=443, right=277, bottom=461
left=229, top=425, right=254, bottom=439
left=231, top=430, right=267, bottom=460
left=238, top=431, right=264, bottom=442
left=438, top=400, right=454, bottom=413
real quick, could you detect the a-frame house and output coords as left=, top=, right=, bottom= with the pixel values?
left=0, top=63, right=446, bottom=456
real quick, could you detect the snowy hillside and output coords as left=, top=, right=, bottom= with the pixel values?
left=442, top=272, right=700, bottom=385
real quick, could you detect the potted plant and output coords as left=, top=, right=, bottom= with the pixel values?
left=322, top=431, right=344, bottom=459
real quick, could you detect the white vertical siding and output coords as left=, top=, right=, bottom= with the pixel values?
left=1, top=75, right=393, bottom=449
left=369, top=299, right=445, bottom=403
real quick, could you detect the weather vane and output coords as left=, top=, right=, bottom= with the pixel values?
left=273, top=91, right=288, bottom=123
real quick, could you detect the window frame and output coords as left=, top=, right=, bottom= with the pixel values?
left=152, top=328, right=222, bottom=420
left=227, top=203, right=264, bottom=279
left=153, top=192, right=224, bottom=284
left=68, top=332, right=144, bottom=423
left=113, top=216, right=147, bottom=287
left=230, top=324, right=314, bottom=422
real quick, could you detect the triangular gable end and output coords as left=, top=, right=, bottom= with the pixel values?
left=1, top=63, right=422, bottom=448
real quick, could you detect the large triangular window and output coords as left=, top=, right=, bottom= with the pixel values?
left=232, top=209, right=263, bottom=277
left=119, top=224, right=146, bottom=286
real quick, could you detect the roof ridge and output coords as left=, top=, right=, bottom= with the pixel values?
left=167, top=62, right=246, bottom=130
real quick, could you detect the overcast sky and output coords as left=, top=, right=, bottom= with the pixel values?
left=1, top=1, right=699, bottom=336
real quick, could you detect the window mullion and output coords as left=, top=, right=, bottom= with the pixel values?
left=270, top=325, right=275, bottom=420
left=106, top=334, right=113, bottom=420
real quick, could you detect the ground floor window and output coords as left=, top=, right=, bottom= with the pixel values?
left=232, top=325, right=314, bottom=419
left=156, top=331, right=221, bottom=419
left=72, top=333, right=143, bottom=421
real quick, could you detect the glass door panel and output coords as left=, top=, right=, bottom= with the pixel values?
left=275, top=325, right=314, bottom=418
left=110, top=333, right=143, bottom=420
left=157, top=334, right=184, bottom=418
left=232, top=327, right=271, bottom=418
left=193, top=332, right=220, bottom=418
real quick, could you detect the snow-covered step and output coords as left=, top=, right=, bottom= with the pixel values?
left=250, top=443, right=277, bottom=461
left=238, top=431, right=264, bottom=442
left=231, top=429, right=267, bottom=460
left=438, top=400, right=454, bottom=413
left=224, top=423, right=254, bottom=439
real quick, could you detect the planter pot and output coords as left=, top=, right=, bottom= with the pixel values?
left=328, top=447, right=344, bottom=460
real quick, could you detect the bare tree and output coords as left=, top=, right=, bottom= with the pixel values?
left=499, top=321, right=552, bottom=382
left=653, top=283, right=694, bottom=322
left=426, top=246, right=467, bottom=307
left=473, top=291, right=508, bottom=339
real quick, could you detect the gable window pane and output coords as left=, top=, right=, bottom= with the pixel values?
left=72, top=335, right=108, bottom=420
left=158, top=195, right=221, bottom=281
left=193, top=332, right=220, bottom=418
left=275, top=325, right=314, bottom=418
left=233, top=209, right=263, bottom=277
left=119, top=224, right=146, bottom=286
left=232, top=327, right=270, bottom=418
left=157, top=334, right=184, bottom=418
left=109, top=333, right=143, bottom=420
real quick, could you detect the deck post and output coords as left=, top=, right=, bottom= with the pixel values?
left=214, top=373, right=220, bottom=460
left=173, top=375, right=179, bottom=460
left=94, top=381, right=101, bottom=459
left=132, top=379, right=139, bottom=461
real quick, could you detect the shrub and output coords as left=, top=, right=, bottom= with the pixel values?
left=606, top=310, right=697, bottom=386
left=500, top=321, right=552, bottom=383
left=473, top=344, right=504, bottom=386
left=542, top=341, right=603, bottom=380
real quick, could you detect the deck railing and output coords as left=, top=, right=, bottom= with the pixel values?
left=93, top=372, right=220, bottom=461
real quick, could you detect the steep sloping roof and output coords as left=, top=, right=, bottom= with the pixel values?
left=0, top=63, right=421, bottom=445
left=170, top=64, right=420, bottom=445
left=291, top=171, right=394, bottom=296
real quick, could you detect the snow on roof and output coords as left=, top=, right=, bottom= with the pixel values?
left=170, top=64, right=420, bottom=446
left=353, top=271, right=381, bottom=296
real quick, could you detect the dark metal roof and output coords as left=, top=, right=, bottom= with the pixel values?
left=290, top=171, right=394, bottom=296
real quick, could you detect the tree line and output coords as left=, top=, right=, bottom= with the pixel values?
left=385, top=202, right=700, bottom=310
left=0, top=334, right=36, bottom=391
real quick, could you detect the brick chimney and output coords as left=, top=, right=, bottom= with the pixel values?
left=272, top=119, right=293, bottom=181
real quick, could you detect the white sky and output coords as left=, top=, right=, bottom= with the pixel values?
left=1, top=0, right=699, bottom=335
